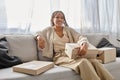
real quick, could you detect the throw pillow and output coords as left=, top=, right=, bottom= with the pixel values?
left=37, top=47, right=52, bottom=61
left=97, top=38, right=120, bottom=57
left=96, top=38, right=114, bottom=48
left=0, top=37, right=9, bottom=53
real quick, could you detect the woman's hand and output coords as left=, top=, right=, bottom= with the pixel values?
left=37, top=36, right=45, bottom=49
left=77, top=43, right=88, bottom=56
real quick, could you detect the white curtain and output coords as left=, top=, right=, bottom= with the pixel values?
left=5, top=0, right=33, bottom=34
left=1, top=0, right=120, bottom=45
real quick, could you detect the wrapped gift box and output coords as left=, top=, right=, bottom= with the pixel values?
left=65, top=43, right=98, bottom=59
left=97, top=47, right=116, bottom=64
left=13, top=61, right=54, bottom=75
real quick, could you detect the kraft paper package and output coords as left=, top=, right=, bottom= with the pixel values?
left=65, top=43, right=98, bottom=59
left=97, top=47, right=116, bottom=64
left=13, top=61, right=54, bottom=75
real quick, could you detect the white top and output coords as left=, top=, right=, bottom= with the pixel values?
left=53, top=28, right=69, bottom=52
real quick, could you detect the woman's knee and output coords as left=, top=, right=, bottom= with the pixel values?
left=81, top=58, right=89, bottom=61
left=89, top=59, right=100, bottom=63
left=79, top=58, right=90, bottom=65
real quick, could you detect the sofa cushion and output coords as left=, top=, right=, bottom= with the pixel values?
left=83, top=33, right=109, bottom=47
left=0, top=66, right=80, bottom=80
left=5, top=35, right=37, bottom=62
left=38, top=49, right=53, bottom=61
left=1, top=58, right=120, bottom=80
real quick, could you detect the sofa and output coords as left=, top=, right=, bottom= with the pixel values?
left=0, top=33, right=120, bottom=80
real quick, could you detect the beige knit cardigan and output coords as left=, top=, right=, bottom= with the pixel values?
left=35, top=26, right=88, bottom=58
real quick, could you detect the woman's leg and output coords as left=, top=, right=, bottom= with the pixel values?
left=78, top=58, right=100, bottom=80
left=89, top=59, right=115, bottom=80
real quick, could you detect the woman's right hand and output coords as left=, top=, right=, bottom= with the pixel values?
left=77, top=43, right=88, bottom=56
left=37, top=36, right=45, bottom=49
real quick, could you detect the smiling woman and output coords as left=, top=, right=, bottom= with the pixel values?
left=35, top=10, right=114, bottom=80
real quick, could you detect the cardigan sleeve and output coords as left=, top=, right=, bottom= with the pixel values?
left=67, top=27, right=89, bottom=46
left=77, top=36, right=89, bottom=46
left=34, top=27, right=54, bottom=58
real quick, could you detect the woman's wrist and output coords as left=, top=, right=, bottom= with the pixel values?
left=36, top=35, right=40, bottom=40
left=82, top=42, right=88, bottom=46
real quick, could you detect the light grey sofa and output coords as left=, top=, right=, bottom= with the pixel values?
left=0, top=33, right=120, bottom=80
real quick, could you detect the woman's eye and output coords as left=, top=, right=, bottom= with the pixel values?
left=55, top=17, right=59, bottom=19
left=55, top=17, right=64, bottom=19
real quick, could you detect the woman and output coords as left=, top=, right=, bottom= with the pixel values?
left=35, top=11, right=114, bottom=80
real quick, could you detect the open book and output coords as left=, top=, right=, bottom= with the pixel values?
left=13, top=61, right=54, bottom=75
left=65, top=43, right=98, bottom=59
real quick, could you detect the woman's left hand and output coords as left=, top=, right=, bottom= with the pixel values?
left=77, top=43, right=88, bottom=56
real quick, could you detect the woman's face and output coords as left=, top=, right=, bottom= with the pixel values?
left=53, top=12, right=64, bottom=27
